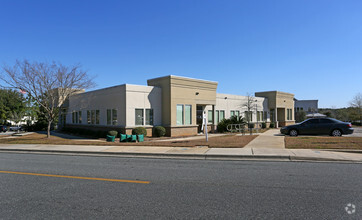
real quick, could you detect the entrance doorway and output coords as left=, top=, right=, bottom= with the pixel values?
left=196, top=105, right=206, bottom=133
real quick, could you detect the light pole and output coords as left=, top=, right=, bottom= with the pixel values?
left=255, top=100, right=258, bottom=132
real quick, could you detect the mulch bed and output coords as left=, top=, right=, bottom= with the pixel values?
left=285, top=136, right=362, bottom=149
left=0, top=133, right=257, bottom=148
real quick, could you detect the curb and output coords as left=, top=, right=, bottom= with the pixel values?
left=321, top=149, right=362, bottom=154
left=0, top=148, right=360, bottom=163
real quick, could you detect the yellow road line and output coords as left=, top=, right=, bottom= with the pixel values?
left=0, top=170, right=150, bottom=184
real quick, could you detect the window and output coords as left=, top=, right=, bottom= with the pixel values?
left=264, top=111, right=267, bottom=121
left=176, top=105, right=184, bottom=125
left=72, top=112, right=75, bottom=123
left=75, top=111, right=79, bottom=124
left=146, top=109, right=153, bottom=125
left=107, top=109, right=111, bottom=125
left=135, top=109, right=144, bottom=125
left=245, top=111, right=252, bottom=121
left=91, top=110, right=95, bottom=124
left=216, top=110, right=219, bottom=123
left=270, top=109, right=275, bottom=122
left=112, top=109, right=117, bottom=125
left=287, top=109, right=292, bottom=120
left=236, top=111, right=240, bottom=117
left=87, top=111, right=91, bottom=124
left=230, top=111, right=235, bottom=117
left=96, top=110, right=100, bottom=124
left=305, top=119, right=319, bottom=124
left=220, top=110, right=225, bottom=121
left=257, top=111, right=263, bottom=121
left=79, top=111, right=82, bottom=124
left=106, top=109, right=117, bottom=125
left=208, top=110, right=213, bottom=123
left=320, top=118, right=333, bottom=124
left=185, top=105, right=192, bottom=125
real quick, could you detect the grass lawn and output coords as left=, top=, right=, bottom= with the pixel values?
left=0, top=133, right=257, bottom=148
left=285, top=136, right=362, bottom=150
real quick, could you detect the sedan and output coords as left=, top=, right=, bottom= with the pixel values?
left=280, top=118, right=354, bottom=136
left=0, top=125, right=7, bottom=133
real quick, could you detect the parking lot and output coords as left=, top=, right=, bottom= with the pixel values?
left=350, top=127, right=362, bottom=137
left=0, top=131, right=15, bottom=136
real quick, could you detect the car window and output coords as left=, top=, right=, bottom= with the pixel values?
left=320, top=119, right=333, bottom=124
left=329, top=118, right=343, bottom=123
left=304, top=119, right=319, bottom=124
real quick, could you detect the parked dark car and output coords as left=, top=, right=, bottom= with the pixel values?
left=280, top=118, right=354, bottom=136
left=9, top=126, right=23, bottom=131
left=0, top=125, right=7, bottom=133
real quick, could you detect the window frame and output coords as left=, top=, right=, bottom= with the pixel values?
left=112, top=109, right=117, bottom=125
left=146, top=108, right=154, bottom=125
left=185, top=105, right=192, bottom=125
left=176, top=104, right=184, bottom=125
left=135, top=108, right=144, bottom=126
left=208, top=110, right=213, bottom=123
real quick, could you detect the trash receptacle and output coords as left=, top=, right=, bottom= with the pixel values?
left=106, top=135, right=115, bottom=142
left=137, top=134, right=144, bottom=142
left=120, top=134, right=127, bottom=142
left=131, top=135, right=137, bottom=142
left=126, top=134, right=132, bottom=142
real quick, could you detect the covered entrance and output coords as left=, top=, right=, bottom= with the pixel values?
left=256, top=91, right=295, bottom=128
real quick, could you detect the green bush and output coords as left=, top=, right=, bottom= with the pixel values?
left=261, top=122, right=266, bottom=129
left=217, top=116, right=246, bottom=133
left=132, top=127, right=147, bottom=136
left=217, top=118, right=229, bottom=133
left=269, top=122, right=275, bottom=128
left=108, top=130, right=118, bottom=137
left=154, top=126, right=166, bottom=137
left=248, top=123, right=255, bottom=129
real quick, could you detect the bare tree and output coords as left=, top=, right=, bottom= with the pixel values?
left=1, top=60, right=95, bottom=138
left=242, top=93, right=256, bottom=125
left=350, top=93, right=362, bottom=124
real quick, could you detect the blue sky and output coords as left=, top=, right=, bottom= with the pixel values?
left=1, top=0, right=361, bottom=108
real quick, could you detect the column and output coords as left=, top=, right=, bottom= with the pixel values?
left=275, top=108, right=278, bottom=128
left=212, top=105, right=215, bottom=133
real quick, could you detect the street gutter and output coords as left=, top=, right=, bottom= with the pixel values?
left=0, top=148, right=361, bottom=163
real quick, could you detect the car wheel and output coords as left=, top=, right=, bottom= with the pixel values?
left=331, top=129, right=342, bottom=137
left=289, top=129, right=298, bottom=137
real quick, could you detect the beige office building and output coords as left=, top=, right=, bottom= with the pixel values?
left=61, top=75, right=295, bottom=136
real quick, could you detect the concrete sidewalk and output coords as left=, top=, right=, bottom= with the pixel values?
left=244, top=129, right=285, bottom=149
left=0, top=144, right=361, bottom=162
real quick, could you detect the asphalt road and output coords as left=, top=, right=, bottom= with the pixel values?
left=0, top=153, right=361, bottom=219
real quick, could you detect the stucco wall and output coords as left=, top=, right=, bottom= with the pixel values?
left=204, top=93, right=269, bottom=123
left=66, top=84, right=161, bottom=129
left=148, top=75, right=218, bottom=127
left=66, top=85, right=126, bottom=126
left=125, top=84, right=162, bottom=128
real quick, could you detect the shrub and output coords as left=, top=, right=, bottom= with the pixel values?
left=85, top=129, right=96, bottom=137
left=154, top=126, right=166, bottom=137
left=108, top=130, right=118, bottom=137
left=261, top=122, right=266, bottom=129
left=269, top=122, right=275, bottom=128
left=248, top=123, right=255, bottom=129
left=97, top=130, right=108, bottom=138
left=217, top=118, right=229, bottom=133
left=132, top=127, right=147, bottom=136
